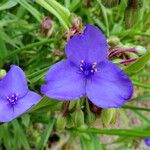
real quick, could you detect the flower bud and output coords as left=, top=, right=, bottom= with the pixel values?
left=66, top=16, right=83, bottom=40
left=127, top=52, right=139, bottom=59
left=135, top=46, right=147, bottom=55
left=68, top=100, right=77, bottom=111
left=102, top=0, right=120, bottom=8
left=56, top=114, right=67, bottom=131
left=107, top=36, right=120, bottom=46
left=39, top=16, right=53, bottom=37
left=85, top=112, right=96, bottom=125
left=101, top=108, right=117, bottom=126
left=0, top=69, right=6, bottom=79
left=73, top=110, right=84, bottom=127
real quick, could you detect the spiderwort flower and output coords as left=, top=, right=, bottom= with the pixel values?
left=0, top=65, right=41, bottom=122
left=41, top=24, right=133, bottom=108
left=144, top=138, right=150, bottom=147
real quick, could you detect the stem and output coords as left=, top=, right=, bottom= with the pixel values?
left=67, top=128, right=150, bottom=137
left=123, top=105, right=150, bottom=111
left=109, top=48, right=136, bottom=57
left=119, top=58, right=138, bottom=64
left=1, top=39, right=53, bottom=61
left=85, top=97, right=90, bottom=113
left=62, top=101, right=70, bottom=117
left=132, top=80, right=150, bottom=88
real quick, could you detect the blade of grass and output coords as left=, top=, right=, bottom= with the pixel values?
left=133, top=110, right=150, bottom=123
left=124, top=52, right=150, bottom=75
left=12, top=120, right=30, bottom=150
left=36, top=0, right=69, bottom=30
left=78, top=128, right=150, bottom=137
left=16, top=0, right=43, bottom=22
left=1, top=39, right=53, bottom=61
left=132, top=80, right=150, bottom=88
left=0, top=0, right=17, bottom=11
left=123, top=105, right=150, bottom=112
left=36, top=118, right=55, bottom=150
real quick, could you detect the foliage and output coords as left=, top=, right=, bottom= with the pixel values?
left=0, top=0, right=150, bottom=149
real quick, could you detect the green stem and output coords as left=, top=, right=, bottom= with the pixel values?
left=123, top=105, right=150, bottom=111
left=132, top=80, right=150, bottom=88
left=1, top=39, right=53, bottom=61
left=87, top=128, right=150, bottom=137
left=85, top=97, right=90, bottom=113
left=67, top=128, right=150, bottom=137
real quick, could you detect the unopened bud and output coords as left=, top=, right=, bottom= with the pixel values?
left=127, top=52, right=139, bottom=59
left=73, top=110, right=84, bottom=127
left=135, top=46, right=147, bottom=55
left=107, top=36, right=120, bottom=46
left=39, top=16, right=53, bottom=37
left=0, top=69, right=6, bottom=79
left=66, top=17, right=83, bottom=40
left=102, top=0, right=120, bottom=8
left=56, top=114, right=67, bottom=131
left=101, top=108, right=117, bottom=126
left=68, top=101, right=77, bottom=111
left=85, top=112, right=96, bottom=125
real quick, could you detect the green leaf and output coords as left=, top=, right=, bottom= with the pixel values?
left=69, top=127, right=150, bottom=137
left=124, top=53, right=150, bottom=75
left=130, top=94, right=150, bottom=102
left=133, top=110, right=150, bottom=123
left=29, top=96, right=61, bottom=112
left=36, top=118, right=55, bottom=150
left=36, top=0, right=70, bottom=30
left=0, top=0, right=17, bottom=11
left=27, top=66, right=49, bottom=83
left=86, top=128, right=150, bottom=137
left=123, top=105, right=150, bottom=111
left=0, top=124, right=12, bottom=150
left=12, top=120, right=30, bottom=150
left=1, top=39, right=53, bottom=61
left=0, top=36, right=7, bottom=60
left=101, top=108, right=117, bottom=126
left=132, top=80, right=150, bottom=88
left=45, top=0, right=70, bottom=20
left=80, top=134, right=103, bottom=150
left=16, top=0, right=43, bottom=22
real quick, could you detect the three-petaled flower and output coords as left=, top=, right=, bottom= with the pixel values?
left=41, top=24, right=133, bottom=108
left=0, top=65, right=41, bottom=122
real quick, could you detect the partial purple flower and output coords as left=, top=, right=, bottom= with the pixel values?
left=144, top=138, right=150, bottom=147
left=41, top=24, right=133, bottom=108
left=0, top=65, right=41, bottom=122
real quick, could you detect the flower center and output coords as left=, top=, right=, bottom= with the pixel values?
left=7, top=93, right=19, bottom=105
left=79, top=60, right=97, bottom=78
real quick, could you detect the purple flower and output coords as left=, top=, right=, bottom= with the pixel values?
left=144, top=138, right=150, bottom=147
left=0, top=65, right=41, bottom=122
left=41, top=24, right=133, bottom=108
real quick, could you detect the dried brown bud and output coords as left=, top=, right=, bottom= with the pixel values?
left=39, top=16, right=53, bottom=37
left=66, top=17, right=83, bottom=40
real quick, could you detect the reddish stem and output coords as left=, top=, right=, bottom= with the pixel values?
left=109, top=48, right=136, bottom=57
left=62, top=101, right=70, bottom=117
left=119, top=58, right=138, bottom=64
